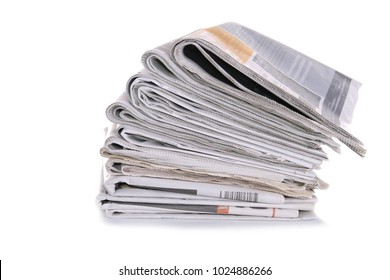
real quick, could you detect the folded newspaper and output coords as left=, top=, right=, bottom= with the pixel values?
left=97, top=22, right=364, bottom=220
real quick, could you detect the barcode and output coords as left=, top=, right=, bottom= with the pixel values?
left=220, top=191, right=259, bottom=202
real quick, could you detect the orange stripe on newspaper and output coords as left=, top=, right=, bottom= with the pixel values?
left=205, top=27, right=253, bottom=64
left=272, top=208, right=276, bottom=218
left=216, top=206, right=229, bottom=214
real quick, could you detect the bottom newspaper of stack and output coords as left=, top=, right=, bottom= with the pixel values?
left=96, top=22, right=364, bottom=220
left=98, top=163, right=317, bottom=220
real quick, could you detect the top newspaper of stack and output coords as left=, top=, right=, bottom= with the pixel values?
left=134, top=22, right=364, bottom=156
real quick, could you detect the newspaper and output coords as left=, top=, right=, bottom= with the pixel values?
left=97, top=164, right=317, bottom=220
left=97, top=22, right=364, bottom=220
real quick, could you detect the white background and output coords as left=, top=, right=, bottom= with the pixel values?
left=1, top=0, right=389, bottom=279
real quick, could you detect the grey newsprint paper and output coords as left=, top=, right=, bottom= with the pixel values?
left=97, top=22, right=364, bottom=220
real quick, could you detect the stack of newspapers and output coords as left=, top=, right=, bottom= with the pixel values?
left=97, top=22, right=365, bottom=220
